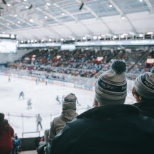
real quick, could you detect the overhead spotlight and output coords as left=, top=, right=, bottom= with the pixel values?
left=121, top=15, right=125, bottom=20
left=2, top=0, right=6, bottom=5
left=108, top=2, right=112, bottom=8
left=79, top=2, right=84, bottom=10
left=93, top=36, right=97, bottom=40
left=82, top=36, right=86, bottom=40
left=29, top=19, right=33, bottom=22
left=46, top=3, right=51, bottom=6
left=29, top=4, right=33, bottom=9
left=7, top=3, right=11, bottom=7
left=139, top=34, right=144, bottom=37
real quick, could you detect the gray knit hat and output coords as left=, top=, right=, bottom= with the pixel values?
left=62, top=93, right=77, bottom=110
left=134, top=67, right=154, bottom=99
left=95, top=60, right=127, bottom=105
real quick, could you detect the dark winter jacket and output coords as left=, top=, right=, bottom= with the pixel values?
left=50, top=104, right=154, bottom=154
left=133, top=99, right=154, bottom=118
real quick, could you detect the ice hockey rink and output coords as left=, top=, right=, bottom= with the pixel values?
left=0, top=75, right=135, bottom=137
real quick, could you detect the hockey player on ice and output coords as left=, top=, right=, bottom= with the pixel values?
left=18, top=91, right=24, bottom=99
left=8, top=76, right=11, bottom=82
left=36, top=114, right=43, bottom=130
left=27, top=98, right=32, bottom=109
left=56, top=95, right=61, bottom=104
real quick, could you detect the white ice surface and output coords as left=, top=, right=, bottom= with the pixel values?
left=0, top=75, right=135, bottom=138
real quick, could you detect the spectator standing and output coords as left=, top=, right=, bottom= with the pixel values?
left=0, top=113, right=14, bottom=154
left=37, top=114, right=42, bottom=130
left=132, top=67, right=154, bottom=118
left=50, top=60, right=154, bottom=154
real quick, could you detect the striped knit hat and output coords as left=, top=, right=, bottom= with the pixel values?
left=134, top=67, right=154, bottom=99
left=95, top=60, right=127, bottom=105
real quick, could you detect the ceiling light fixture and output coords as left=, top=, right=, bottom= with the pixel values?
left=93, top=36, right=97, bottom=40
left=7, top=3, right=11, bottom=7
left=147, top=32, right=153, bottom=35
left=18, top=21, right=21, bottom=24
left=139, top=34, right=144, bottom=37
left=82, top=36, right=86, bottom=40
left=98, top=36, right=101, bottom=39
left=29, top=19, right=33, bottom=22
left=121, top=15, right=125, bottom=20
left=108, top=2, right=112, bottom=8
left=44, top=16, right=48, bottom=19
left=46, top=3, right=51, bottom=6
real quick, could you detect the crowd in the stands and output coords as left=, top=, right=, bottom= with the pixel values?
left=8, top=48, right=154, bottom=80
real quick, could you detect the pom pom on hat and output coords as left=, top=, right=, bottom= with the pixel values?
left=111, top=60, right=126, bottom=74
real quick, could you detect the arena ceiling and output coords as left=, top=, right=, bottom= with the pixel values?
left=0, top=0, right=154, bottom=41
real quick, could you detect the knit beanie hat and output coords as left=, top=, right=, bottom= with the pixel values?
left=0, top=113, right=4, bottom=123
left=95, top=60, right=127, bottom=105
left=62, top=93, right=77, bottom=110
left=134, top=67, right=154, bottom=99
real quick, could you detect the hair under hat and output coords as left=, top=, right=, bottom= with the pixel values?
left=134, top=67, right=154, bottom=99
left=62, top=93, right=77, bottom=110
left=95, top=60, right=127, bottom=105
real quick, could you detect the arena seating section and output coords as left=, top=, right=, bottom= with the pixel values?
left=9, top=48, right=154, bottom=79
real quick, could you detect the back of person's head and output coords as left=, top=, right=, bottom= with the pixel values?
left=134, top=67, right=154, bottom=101
left=95, top=60, right=127, bottom=105
left=62, top=93, right=77, bottom=110
left=0, top=114, right=10, bottom=136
